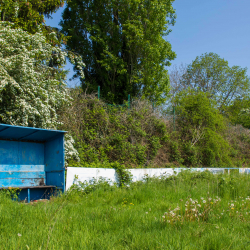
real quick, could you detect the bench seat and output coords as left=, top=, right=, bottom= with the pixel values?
left=0, top=185, right=56, bottom=202
left=0, top=185, right=55, bottom=189
left=0, top=165, right=57, bottom=202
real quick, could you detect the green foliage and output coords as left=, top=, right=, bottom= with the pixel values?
left=0, top=0, right=66, bottom=44
left=173, top=90, right=232, bottom=167
left=225, top=125, right=250, bottom=167
left=2, top=172, right=250, bottom=249
left=225, top=97, right=250, bottom=128
left=112, top=162, right=133, bottom=187
left=71, top=177, right=115, bottom=195
left=60, top=0, right=176, bottom=104
left=62, top=89, right=250, bottom=168
left=181, top=52, right=250, bottom=111
left=0, top=188, right=20, bottom=200
left=169, top=138, right=184, bottom=165
left=60, top=89, right=169, bottom=168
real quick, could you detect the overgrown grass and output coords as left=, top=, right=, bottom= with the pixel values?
left=1, top=171, right=250, bottom=249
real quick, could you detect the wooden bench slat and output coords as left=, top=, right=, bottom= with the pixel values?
left=0, top=165, right=45, bottom=171
left=0, top=178, right=45, bottom=187
left=0, top=185, right=55, bottom=189
left=0, top=171, right=45, bottom=179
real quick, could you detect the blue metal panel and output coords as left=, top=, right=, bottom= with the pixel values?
left=1, top=178, right=45, bottom=187
left=46, top=171, right=64, bottom=189
left=45, top=135, right=64, bottom=171
left=0, top=124, right=66, bottom=142
left=0, top=171, right=45, bottom=179
left=19, top=142, right=44, bottom=165
left=0, top=165, right=45, bottom=188
left=0, top=165, right=44, bottom=171
left=45, top=134, right=65, bottom=192
left=0, top=141, right=44, bottom=165
left=0, top=127, right=33, bottom=140
left=24, top=130, right=63, bottom=142
left=0, top=140, right=19, bottom=165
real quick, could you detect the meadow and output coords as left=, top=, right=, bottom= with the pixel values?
left=1, top=170, right=250, bottom=249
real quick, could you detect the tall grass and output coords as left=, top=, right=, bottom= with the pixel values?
left=1, top=171, right=250, bottom=249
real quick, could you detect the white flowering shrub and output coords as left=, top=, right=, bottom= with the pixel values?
left=64, top=133, right=80, bottom=163
left=0, top=22, right=84, bottom=163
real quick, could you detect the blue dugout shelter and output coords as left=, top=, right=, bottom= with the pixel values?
left=0, top=124, right=66, bottom=202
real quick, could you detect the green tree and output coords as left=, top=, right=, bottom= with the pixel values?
left=60, top=0, right=176, bottom=104
left=0, top=0, right=65, bottom=44
left=225, top=97, right=250, bottom=128
left=181, top=53, right=250, bottom=111
left=172, top=89, right=232, bottom=167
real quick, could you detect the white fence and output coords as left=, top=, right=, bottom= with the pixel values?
left=66, top=167, right=250, bottom=191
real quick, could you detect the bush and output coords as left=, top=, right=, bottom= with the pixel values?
left=172, top=90, right=232, bottom=167
left=61, top=88, right=250, bottom=168
left=60, top=88, right=169, bottom=168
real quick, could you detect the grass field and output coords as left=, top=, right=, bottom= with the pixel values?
left=1, top=170, right=250, bottom=249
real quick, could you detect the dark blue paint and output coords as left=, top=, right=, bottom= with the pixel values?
left=0, top=124, right=66, bottom=202
left=0, top=140, right=44, bottom=165
left=20, top=142, right=44, bottom=165
left=45, top=136, right=64, bottom=171
left=45, top=135, right=65, bottom=192
left=27, top=188, right=30, bottom=203
left=18, top=187, right=55, bottom=201
left=0, top=140, right=19, bottom=165
left=0, top=124, right=66, bottom=142
left=46, top=171, right=64, bottom=189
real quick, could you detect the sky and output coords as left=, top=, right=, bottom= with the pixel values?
left=45, top=0, right=250, bottom=86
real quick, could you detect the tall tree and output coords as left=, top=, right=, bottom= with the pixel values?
left=60, top=0, right=176, bottom=104
left=181, top=53, right=250, bottom=111
left=0, top=0, right=66, bottom=44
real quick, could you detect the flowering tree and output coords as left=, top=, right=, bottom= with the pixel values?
left=0, top=0, right=65, bottom=35
left=0, top=22, right=84, bottom=162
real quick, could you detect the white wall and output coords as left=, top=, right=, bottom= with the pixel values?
left=66, top=167, right=250, bottom=191
left=66, top=167, right=116, bottom=191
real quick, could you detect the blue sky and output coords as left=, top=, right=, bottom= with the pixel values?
left=45, top=0, right=250, bottom=85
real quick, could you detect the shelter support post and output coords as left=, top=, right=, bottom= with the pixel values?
left=27, top=188, right=30, bottom=203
